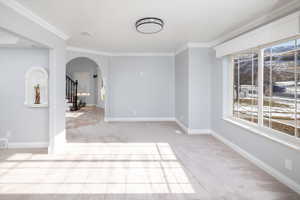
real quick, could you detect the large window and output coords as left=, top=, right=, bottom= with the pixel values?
left=233, top=53, right=258, bottom=123
left=232, top=39, right=300, bottom=139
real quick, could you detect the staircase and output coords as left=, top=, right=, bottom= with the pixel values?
left=66, top=75, right=79, bottom=111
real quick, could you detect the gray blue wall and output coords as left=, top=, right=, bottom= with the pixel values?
left=0, top=48, right=49, bottom=143
left=174, top=48, right=213, bottom=130
left=175, top=49, right=189, bottom=127
left=108, top=56, right=174, bottom=118
left=189, top=48, right=213, bottom=129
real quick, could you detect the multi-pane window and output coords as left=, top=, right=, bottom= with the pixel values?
left=232, top=39, right=300, bottom=138
left=263, top=40, right=300, bottom=137
left=233, top=53, right=258, bottom=123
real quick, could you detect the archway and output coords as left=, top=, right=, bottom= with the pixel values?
left=65, top=57, right=106, bottom=142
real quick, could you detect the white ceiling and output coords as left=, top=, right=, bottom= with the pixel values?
left=15, top=0, right=298, bottom=53
left=0, top=28, right=43, bottom=48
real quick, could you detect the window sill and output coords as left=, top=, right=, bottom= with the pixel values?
left=223, top=117, right=300, bottom=151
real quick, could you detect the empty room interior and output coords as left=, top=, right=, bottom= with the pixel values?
left=0, top=0, right=300, bottom=199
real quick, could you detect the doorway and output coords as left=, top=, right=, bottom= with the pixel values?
left=65, top=57, right=105, bottom=142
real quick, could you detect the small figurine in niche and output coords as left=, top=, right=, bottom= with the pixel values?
left=34, top=84, right=41, bottom=104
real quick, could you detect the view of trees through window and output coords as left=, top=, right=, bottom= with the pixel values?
left=263, top=39, right=300, bottom=137
left=233, top=53, right=258, bottom=124
left=233, top=39, right=300, bottom=138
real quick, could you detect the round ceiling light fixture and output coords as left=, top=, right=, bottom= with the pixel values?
left=135, top=17, right=164, bottom=34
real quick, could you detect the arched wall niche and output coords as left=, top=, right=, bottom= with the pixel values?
left=25, top=67, right=49, bottom=107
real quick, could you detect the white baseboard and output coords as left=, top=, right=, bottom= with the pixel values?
left=86, top=104, right=96, bottom=106
left=175, top=119, right=189, bottom=133
left=211, top=131, right=300, bottom=194
left=104, top=117, right=211, bottom=134
left=175, top=119, right=211, bottom=135
left=104, top=117, right=176, bottom=122
left=96, top=104, right=104, bottom=109
left=188, top=129, right=212, bottom=135
left=8, top=142, right=48, bottom=149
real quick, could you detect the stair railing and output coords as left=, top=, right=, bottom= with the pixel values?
left=66, top=75, right=78, bottom=111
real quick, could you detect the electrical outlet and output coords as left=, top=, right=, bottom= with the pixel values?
left=0, top=138, right=8, bottom=149
left=285, top=159, right=293, bottom=171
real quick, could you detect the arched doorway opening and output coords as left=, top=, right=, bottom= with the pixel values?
left=65, top=57, right=106, bottom=142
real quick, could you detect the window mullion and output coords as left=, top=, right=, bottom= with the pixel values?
left=269, top=49, right=273, bottom=128
left=258, top=49, right=264, bottom=126
left=238, top=57, right=240, bottom=119
left=295, top=50, right=299, bottom=137
left=251, top=53, right=254, bottom=122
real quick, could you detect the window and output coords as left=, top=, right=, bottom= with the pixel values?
left=232, top=39, right=300, bottom=139
left=233, top=53, right=258, bottom=123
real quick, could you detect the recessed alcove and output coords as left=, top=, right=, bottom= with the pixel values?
left=24, top=67, right=48, bottom=107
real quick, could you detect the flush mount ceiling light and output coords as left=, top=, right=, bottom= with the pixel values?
left=135, top=17, right=164, bottom=34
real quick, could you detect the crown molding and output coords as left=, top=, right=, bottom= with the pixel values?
left=2, top=0, right=298, bottom=51
left=212, top=0, right=300, bottom=47
left=68, top=0, right=300, bottom=55
left=111, top=52, right=174, bottom=57
left=174, top=44, right=189, bottom=55
left=67, top=46, right=174, bottom=57
left=0, top=0, right=69, bottom=40
left=66, top=46, right=112, bottom=56
left=174, top=42, right=213, bottom=55
left=188, top=42, right=213, bottom=48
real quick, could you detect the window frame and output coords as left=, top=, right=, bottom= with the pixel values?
left=224, top=37, right=300, bottom=150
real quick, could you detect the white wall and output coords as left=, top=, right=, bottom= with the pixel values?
left=0, top=48, right=49, bottom=144
left=0, top=3, right=66, bottom=152
left=174, top=48, right=213, bottom=131
left=108, top=56, right=174, bottom=119
left=175, top=49, right=189, bottom=127
left=96, top=67, right=104, bottom=108
left=211, top=56, right=300, bottom=191
left=66, top=57, right=98, bottom=105
left=189, top=48, right=213, bottom=130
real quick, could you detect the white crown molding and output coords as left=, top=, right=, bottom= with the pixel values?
left=66, top=46, right=112, bottom=56
left=111, top=52, right=174, bottom=57
left=174, top=44, right=189, bottom=55
left=63, top=2, right=300, bottom=56
left=188, top=42, right=213, bottom=48
left=174, top=42, right=213, bottom=55
left=2, top=0, right=298, bottom=52
left=67, top=46, right=174, bottom=57
left=212, top=0, right=300, bottom=47
left=0, top=0, right=69, bottom=40
left=70, top=1, right=300, bottom=56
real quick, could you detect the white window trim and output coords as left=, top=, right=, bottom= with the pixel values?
left=222, top=41, right=300, bottom=151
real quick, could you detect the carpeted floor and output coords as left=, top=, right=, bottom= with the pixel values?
left=0, top=106, right=298, bottom=200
